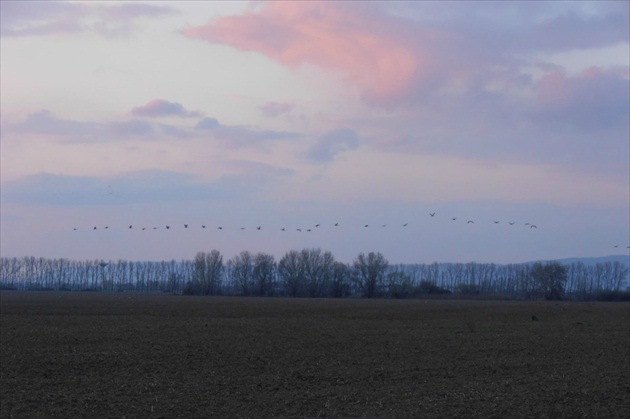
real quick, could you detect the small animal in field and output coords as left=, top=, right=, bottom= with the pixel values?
left=531, top=315, right=539, bottom=321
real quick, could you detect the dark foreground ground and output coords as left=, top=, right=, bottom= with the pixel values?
left=1, top=292, right=628, bottom=418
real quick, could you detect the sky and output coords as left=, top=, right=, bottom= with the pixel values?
left=1, top=0, right=629, bottom=265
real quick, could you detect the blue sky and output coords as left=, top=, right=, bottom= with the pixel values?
left=1, top=1, right=628, bottom=264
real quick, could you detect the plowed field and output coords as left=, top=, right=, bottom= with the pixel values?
left=1, top=292, right=628, bottom=418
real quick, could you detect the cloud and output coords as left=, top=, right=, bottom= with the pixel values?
left=183, top=2, right=432, bottom=106
left=0, top=170, right=282, bottom=207
left=259, top=101, right=295, bottom=117
left=0, top=1, right=177, bottom=38
left=1, top=110, right=197, bottom=143
left=107, top=120, right=154, bottom=137
left=305, top=128, right=359, bottom=162
left=533, top=66, right=630, bottom=129
left=183, top=1, right=628, bottom=109
left=131, top=99, right=203, bottom=118
left=194, top=117, right=299, bottom=148
left=195, top=117, right=221, bottom=130
left=2, top=110, right=104, bottom=139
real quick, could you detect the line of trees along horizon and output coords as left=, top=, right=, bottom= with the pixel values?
left=0, top=250, right=628, bottom=301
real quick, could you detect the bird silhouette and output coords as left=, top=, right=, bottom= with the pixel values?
left=493, top=221, right=500, bottom=224
left=218, top=227, right=223, bottom=230
left=241, top=227, right=245, bottom=230
left=403, top=223, right=408, bottom=227
left=334, top=223, right=339, bottom=226
left=184, top=224, right=188, bottom=228
left=614, top=245, right=619, bottom=248
left=73, top=228, right=78, bottom=231
left=315, top=224, right=320, bottom=227
left=451, top=218, right=457, bottom=221
left=382, top=224, right=387, bottom=227
left=530, top=225, right=537, bottom=229
left=307, top=229, right=311, bottom=232
left=508, top=222, right=515, bottom=225
left=142, top=228, right=146, bottom=231
left=93, top=226, right=97, bottom=230
left=364, top=224, right=369, bottom=228
left=129, top=225, right=133, bottom=229
left=202, top=225, right=206, bottom=229
left=297, top=229, right=302, bottom=232
left=166, top=226, right=170, bottom=229
left=257, top=226, right=261, bottom=230
left=467, top=220, right=474, bottom=224
left=105, top=226, right=109, bottom=229
left=281, top=228, right=285, bottom=231
left=429, top=212, right=436, bottom=217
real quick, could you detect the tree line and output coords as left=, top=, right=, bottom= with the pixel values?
left=0, top=250, right=628, bottom=301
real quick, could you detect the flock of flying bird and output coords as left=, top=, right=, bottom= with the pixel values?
left=74, top=211, right=541, bottom=232
left=72, top=211, right=630, bottom=250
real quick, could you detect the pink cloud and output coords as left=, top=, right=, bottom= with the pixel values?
left=183, top=2, right=436, bottom=106
left=131, top=99, right=202, bottom=118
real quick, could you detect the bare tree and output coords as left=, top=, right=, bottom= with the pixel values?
left=329, top=261, right=351, bottom=298
left=353, top=252, right=389, bottom=298
left=530, top=261, right=568, bottom=300
left=253, top=253, right=276, bottom=296
left=229, top=251, right=254, bottom=295
left=301, top=248, right=335, bottom=298
left=278, top=250, right=305, bottom=297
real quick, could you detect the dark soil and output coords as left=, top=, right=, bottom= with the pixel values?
left=1, top=292, right=628, bottom=418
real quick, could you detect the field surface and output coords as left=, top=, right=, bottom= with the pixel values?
left=1, top=292, right=629, bottom=418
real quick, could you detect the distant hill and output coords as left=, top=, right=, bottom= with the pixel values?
left=533, top=255, right=630, bottom=268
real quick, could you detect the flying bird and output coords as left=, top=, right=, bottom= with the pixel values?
left=142, top=228, right=146, bottom=231
left=403, top=223, right=408, bottom=227
left=129, top=225, right=133, bottom=229
left=315, top=224, right=320, bottom=227
left=202, top=225, right=206, bottom=229
left=257, top=226, right=261, bottom=230
left=105, top=226, right=109, bottom=229
left=382, top=224, right=387, bottom=227
left=508, top=222, right=515, bottom=225
left=493, top=221, right=500, bottom=224
left=184, top=224, right=188, bottom=228
left=297, top=229, right=302, bottom=232
left=93, top=227, right=97, bottom=230
left=467, top=220, right=474, bottom=224
left=218, top=227, right=222, bottom=230
left=281, top=228, right=285, bottom=231
left=530, top=225, right=537, bottom=229
left=73, top=228, right=77, bottom=231
left=429, top=212, right=436, bottom=217
left=364, top=224, right=369, bottom=228
left=451, top=218, right=457, bottom=221
left=166, top=226, right=170, bottom=229
left=307, top=229, right=311, bottom=232
left=334, top=223, right=339, bottom=226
